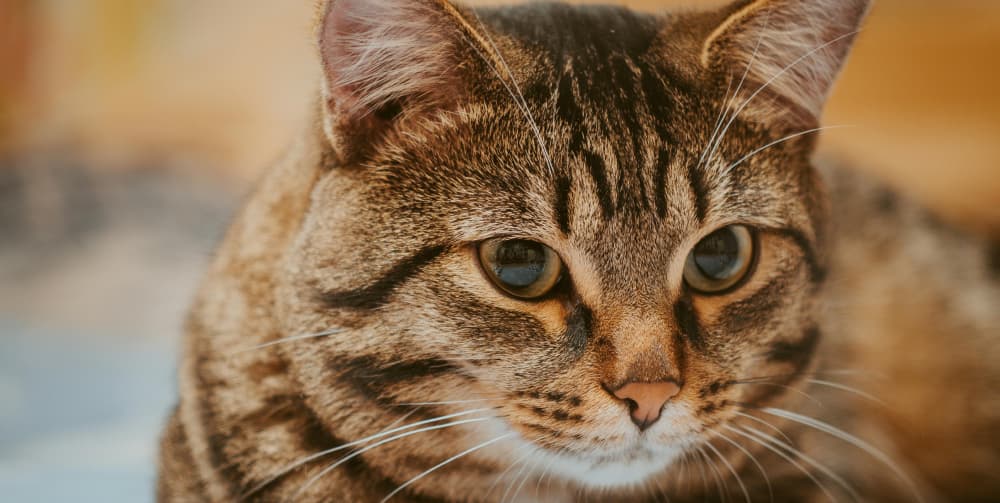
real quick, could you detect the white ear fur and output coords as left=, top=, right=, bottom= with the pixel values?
left=703, top=0, right=870, bottom=123
left=318, top=0, right=466, bottom=120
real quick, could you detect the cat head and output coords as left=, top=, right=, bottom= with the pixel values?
left=280, top=0, right=867, bottom=492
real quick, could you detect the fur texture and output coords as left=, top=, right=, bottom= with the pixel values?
left=159, top=1, right=1000, bottom=501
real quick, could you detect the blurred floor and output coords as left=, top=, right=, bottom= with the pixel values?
left=0, top=0, right=998, bottom=501
left=0, top=324, right=174, bottom=502
left=0, top=161, right=236, bottom=502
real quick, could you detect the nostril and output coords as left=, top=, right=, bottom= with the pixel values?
left=622, top=397, right=639, bottom=412
left=607, top=380, right=682, bottom=429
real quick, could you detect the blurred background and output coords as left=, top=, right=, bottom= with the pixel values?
left=1, top=0, right=997, bottom=501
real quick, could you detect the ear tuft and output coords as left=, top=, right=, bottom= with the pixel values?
left=703, top=0, right=870, bottom=125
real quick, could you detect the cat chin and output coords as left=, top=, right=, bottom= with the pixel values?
left=474, top=405, right=699, bottom=490
left=538, top=444, right=685, bottom=489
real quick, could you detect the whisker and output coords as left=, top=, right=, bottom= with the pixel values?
left=232, top=328, right=343, bottom=354
left=698, top=74, right=735, bottom=172
left=672, top=448, right=689, bottom=496
left=509, top=450, right=539, bottom=503
left=459, top=11, right=557, bottom=178
left=696, top=444, right=729, bottom=503
left=288, top=417, right=492, bottom=501
left=471, top=11, right=556, bottom=178
left=704, top=440, right=752, bottom=503
left=380, top=433, right=516, bottom=503
left=732, top=410, right=795, bottom=446
left=712, top=428, right=774, bottom=503
left=534, top=450, right=558, bottom=501
left=805, top=379, right=885, bottom=405
left=689, top=448, right=711, bottom=496
left=740, top=424, right=861, bottom=503
left=728, top=380, right=824, bottom=408
left=723, top=424, right=838, bottom=503
left=700, top=7, right=772, bottom=173
left=390, top=398, right=499, bottom=407
left=647, top=471, right=670, bottom=503
left=501, top=445, right=538, bottom=503
left=705, top=30, right=862, bottom=171
left=722, top=125, right=852, bottom=176
left=242, top=408, right=491, bottom=498
left=758, top=407, right=926, bottom=503
left=734, top=368, right=877, bottom=386
left=485, top=446, right=534, bottom=501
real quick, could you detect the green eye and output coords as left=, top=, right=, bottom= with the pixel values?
left=683, top=225, right=755, bottom=294
left=478, top=239, right=563, bottom=299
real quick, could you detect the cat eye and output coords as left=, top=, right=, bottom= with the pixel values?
left=478, top=239, right=563, bottom=300
left=683, top=225, right=755, bottom=294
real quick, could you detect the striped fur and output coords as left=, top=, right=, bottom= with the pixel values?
left=159, top=1, right=1000, bottom=501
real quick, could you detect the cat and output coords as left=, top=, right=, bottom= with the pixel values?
left=157, top=0, right=1000, bottom=501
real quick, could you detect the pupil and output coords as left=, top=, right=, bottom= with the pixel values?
left=693, top=228, right=739, bottom=279
left=493, top=240, right=546, bottom=288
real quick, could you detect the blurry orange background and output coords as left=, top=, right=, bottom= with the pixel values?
left=0, top=2, right=997, bottom=499
left=2, top=0, right=998, bottom=225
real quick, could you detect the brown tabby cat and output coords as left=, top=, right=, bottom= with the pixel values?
left=158, top=0, right=1000, bottom=501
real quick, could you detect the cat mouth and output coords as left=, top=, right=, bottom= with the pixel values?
left=504, top=425, right=694, bottom=489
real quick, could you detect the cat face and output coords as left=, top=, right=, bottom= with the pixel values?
left=279, top=0, right=866, bottom=492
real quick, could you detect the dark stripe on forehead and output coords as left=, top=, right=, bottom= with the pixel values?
left=688, top=164, right=709, bottom=222
left=554, top=174, right=573, bottom=235
left=556, top=73, right=585, bottom=151
left=653, top=148, right=671, bottom=219
left=582, top=150, right=615, bottom=220
left=318, top=245, right=447, bottom=310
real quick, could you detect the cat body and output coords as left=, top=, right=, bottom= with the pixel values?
left=158, top=1, right=1000, bottom=501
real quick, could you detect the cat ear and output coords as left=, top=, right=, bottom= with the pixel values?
left=702, top=0, right=870, bottom=126
left=317, top=0, right=478, bottom=160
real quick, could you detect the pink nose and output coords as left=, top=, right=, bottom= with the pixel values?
left=611, top=381, right=681, bottom=430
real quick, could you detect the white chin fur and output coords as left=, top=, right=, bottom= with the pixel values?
left=538, top=443, right=684, bottom=488
left=476, top=406, right=695, bottom=491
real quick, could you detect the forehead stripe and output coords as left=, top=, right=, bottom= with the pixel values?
left=653, top=147, right=671, bottom=219
left=582, top=150, right=615, bottom=220
left=687, top=163, right=709, bottom=223
left=554, top=174, right=573, bottom=235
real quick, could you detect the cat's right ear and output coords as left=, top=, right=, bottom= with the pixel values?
left=316, top=0, right=483, bottom=162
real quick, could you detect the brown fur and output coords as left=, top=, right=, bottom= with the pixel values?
left=158, top=1, right=1000, bottom=501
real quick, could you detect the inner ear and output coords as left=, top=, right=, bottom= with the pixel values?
left=316, top=0, right=491, bottom=162
left=702, top=0, right=870, bottom=127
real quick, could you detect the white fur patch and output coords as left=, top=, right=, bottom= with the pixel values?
left=479, top=403, right=700, bottom=494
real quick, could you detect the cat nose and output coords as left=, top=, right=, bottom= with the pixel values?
left=610, top=381, right=681, bottom=430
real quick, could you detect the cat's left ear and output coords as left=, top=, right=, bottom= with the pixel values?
left=702, top=0, right=870, bottom=127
